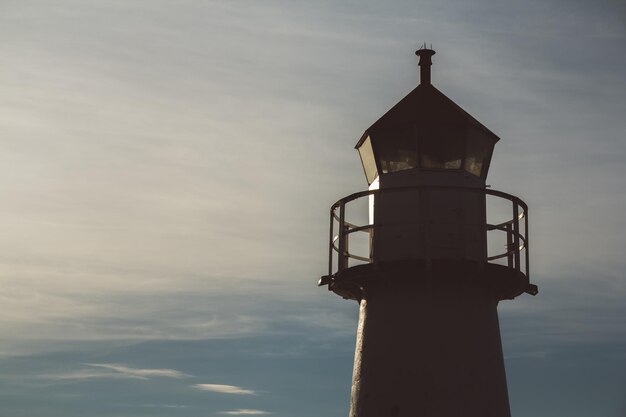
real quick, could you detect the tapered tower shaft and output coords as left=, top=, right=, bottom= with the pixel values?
left=350, top=270, right=510, bottom=417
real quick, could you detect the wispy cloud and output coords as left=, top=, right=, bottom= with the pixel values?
left=220, top=410, right=270, bottom=415
left=39, top=363, right=189, bottom=381
left=193, top=384, right=257, bottom=395
left=85, top=363, right=190, bottom=379
left=39, top=369, right=141, bottom=381
left=140, top=404, right=188, bottom=409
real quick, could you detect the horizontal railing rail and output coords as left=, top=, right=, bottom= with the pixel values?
left=327, top=185, right=529, bottom=284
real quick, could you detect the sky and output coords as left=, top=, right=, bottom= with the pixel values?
left=0, top=0, right=625, bottom=416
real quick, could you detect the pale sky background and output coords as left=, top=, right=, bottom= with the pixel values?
left=1, top=0, right=625, bottom=416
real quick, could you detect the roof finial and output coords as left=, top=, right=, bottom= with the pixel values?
left=415, top=45, right=436, bottom=85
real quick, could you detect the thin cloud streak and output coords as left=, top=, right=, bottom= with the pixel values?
left=38, top=369, right=146, bottom=381
left=220, top=410, right=270, bottom=415
left=140, top=404, right=188, bottom=409
left=193, top=384, right=257, bottom=395
left=38, top=363, right=190, bottom=381
left=85, top=363, right=190, bottom=379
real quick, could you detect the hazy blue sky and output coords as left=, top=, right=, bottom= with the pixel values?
left=1, top=0, right=625, bottom=416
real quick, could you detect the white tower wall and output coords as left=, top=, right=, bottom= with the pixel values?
left=349, top=274, right=511, bottom=417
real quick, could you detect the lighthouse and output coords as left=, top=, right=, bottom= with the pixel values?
left=319, top=48, right=538, bottom=417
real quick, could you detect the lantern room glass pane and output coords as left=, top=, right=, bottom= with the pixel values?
left=419, top=126, right=465, bottom=170
left=376, top=127, right=418, bottom=174
left=464, top=129, right=492, bottom=177
left=358, top=136, right=379, bottom=184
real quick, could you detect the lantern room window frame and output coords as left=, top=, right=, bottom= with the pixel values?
left=357, top=124, right=495, bottom=184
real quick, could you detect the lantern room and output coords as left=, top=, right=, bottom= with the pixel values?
left=319, top=47, right=536, bottom=301
left=356, top=48, right=499, bottom=189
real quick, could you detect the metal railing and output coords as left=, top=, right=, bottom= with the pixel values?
left=327, top=186, right=529, bottom=281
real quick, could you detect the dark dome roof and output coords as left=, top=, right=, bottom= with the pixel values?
left=356, top=84, right=500, bottom=148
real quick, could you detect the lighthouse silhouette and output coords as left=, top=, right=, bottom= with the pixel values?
left=319, top=47, right=538, bottom=417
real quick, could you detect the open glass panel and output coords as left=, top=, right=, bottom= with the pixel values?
left=464, top=128, right=494, bottom=177
left=375, top=126, right=418, bottom=174
left=357, top=135, right=378, bottom=185
left=418, top=126, right=465, bottom=170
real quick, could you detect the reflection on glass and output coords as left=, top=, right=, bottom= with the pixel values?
left=376, top=127, right=418, bottom=174
left=464, top=128, right=492, bottom=177
left=358, top=136, right=379, bottom=184
left=381, top=150, right=418, bottom=173
left=419, top=126, right=464, bottom=170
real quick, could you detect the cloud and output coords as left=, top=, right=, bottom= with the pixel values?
left=220, top=410, right=270, bottom=415
left=192, top=384, right=257, bottom=395
left=38, top=369, right=143, bottom=381
left=39, top=363, right=189, bottom=381
left=85, top=363, right=190, bottom=379
left=140, top=404, right=188, bottom=409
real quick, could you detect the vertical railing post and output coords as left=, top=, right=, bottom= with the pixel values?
left=506, top=223, right=513, bottom=268
left=343, top=223, right=350, bottom=268
left=482, top=189, right=488, bottom=262
left=524, top=206, right=529, bottom=279
left=328, top=207, right=335, bottom=277
left=367, top=191, right=378, bottom=262
left=338, top=203, right=348, bottom=271
left=513, top=202, right=521, bottom=274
